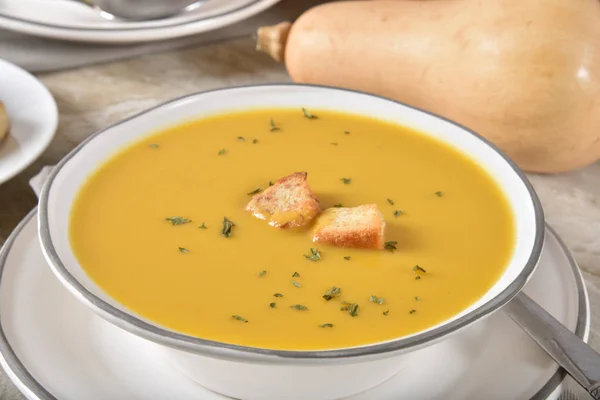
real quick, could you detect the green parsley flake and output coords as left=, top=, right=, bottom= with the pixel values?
left=290, top=304, right=309, bottom=311
left=323, top=286, right=341, bottom=301
left=319, top=323, right=334, bottom=328
left=394, top=210, right=404, bottom=217
left=258, top=270, right=267, bottom=277
left=369, top=295, right=386, bottom=305
left=269, top=303, right=276, bottom=309
left=178, top=247, right=189, bottom=253
left=302, top=108, right=317, bottom=119
left=221, top=217, right=235, bottom=238
left=269, top=118, right=280, bottom=132
left=341, top=302, right=359, bottom=317
left=218, top=149, right=227, bottom=156
left=165, top=216, right=191, bottom=226
left=340, top=177, right=352, bottom=184
left=273, top=293, right=284, bottom=297
left=247, top=188, right=261, bottom=195
left=384, top=241, right=398, bottom=252
left=291, top=280, right=303, bottom=288
left=232, top=315, right=248, bottom=323
left=304, top=248, right=321, bottom=261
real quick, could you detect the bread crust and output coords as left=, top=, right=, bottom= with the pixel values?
left=245, top=171, right=321, bottom=228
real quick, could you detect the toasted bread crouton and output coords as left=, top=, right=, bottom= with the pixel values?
left=245, top=172, right=321, bottom=228
left=312, top=204, right=386, bottom=249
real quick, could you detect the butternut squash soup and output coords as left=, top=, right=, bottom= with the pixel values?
left=69, top=108, right=515, bottom=350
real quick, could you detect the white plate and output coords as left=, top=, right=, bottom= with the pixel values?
left=0, top=0, right=280, bottom=43
left=0, top=59, right=58, bottom=185
left=0, top=210, right=589, bottom=400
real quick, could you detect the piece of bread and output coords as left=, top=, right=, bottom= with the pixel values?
left=312, top=204, right=386, bottom=249
left=245, top=171, right=321, bottom=228
left=0, top=102, right=8, bottom=145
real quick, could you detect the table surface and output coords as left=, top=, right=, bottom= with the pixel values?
left=0, top=36, right=599, bottom=400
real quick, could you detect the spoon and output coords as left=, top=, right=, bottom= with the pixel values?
left=504, top=292, right=600, bottom=399
left=71, top=0, right=206, bottom=21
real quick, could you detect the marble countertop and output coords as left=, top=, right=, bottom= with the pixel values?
left=0, top=36, right=598, bottom=399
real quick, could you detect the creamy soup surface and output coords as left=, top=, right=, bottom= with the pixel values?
left=70, top=108, right=515, bottom=350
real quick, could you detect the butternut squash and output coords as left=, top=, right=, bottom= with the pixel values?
left=256, top=0, right=600, bottom=173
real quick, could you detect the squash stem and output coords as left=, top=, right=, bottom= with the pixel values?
left=255, top=22, right=292, bottom=63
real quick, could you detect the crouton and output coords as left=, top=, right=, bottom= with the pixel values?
left=245, top=172, right=321, bottom=228
left=312, top=204, right=386, bottom=249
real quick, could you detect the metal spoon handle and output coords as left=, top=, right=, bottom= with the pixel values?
left=504, top=292, right=600, bottom=399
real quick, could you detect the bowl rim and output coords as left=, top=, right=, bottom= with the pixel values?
left=38, top=83, right=545, bottom=362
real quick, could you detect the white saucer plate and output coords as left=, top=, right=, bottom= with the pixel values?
left=0, top=210, right=590, bottom=400
left=0, top=0, right=280, bottom=43
left=0, top=59, right=58, bottom=185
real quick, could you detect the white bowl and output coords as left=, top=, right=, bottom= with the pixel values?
left=38, top=84, right=545, bottom=400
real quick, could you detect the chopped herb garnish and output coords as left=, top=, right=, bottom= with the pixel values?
left=269, top=118, right=280, bottom=132
left=319, top=323, right=334, bottom=328
left=290, top=304, right=309, bottom=311
left=387, top=198, right=394, bottom=206
left=409, top=309, right=417, bottom=314
left=221, top=217, right=235, bottom=238
left=252, top=139, right=259, bottom=144
left=412, top=265, right=427, bottom=274
left=291, top=280, right=303, bottom=288
left=237, top=136, right=245, bottom=142
left=344, top=131, right=350, bottom=135
left=149, top=143, right=159, bottom=149
left=198, top=222, right=207, bottom=229
left=292, top=272, right=300, bottom=278
left=258, top=270, right=267, bottom=277
left=269, top=302, right=276, bottom=309
left=384, top=241, right=398, bottom=252
left=435, top=191, right=443, bottom=197
left=218, top=149, right=227, bottom=156
left=333, top=203, right=343, bottom=208
left=302, top=108, right=317, bottom=119
left=323, top=286, right=341, bottom=301
left=383, top=309, right=390, bottom=316
left=369, top=295, right=386, bottom=305
left=247, top=188, right=261, bottom=195
left=343, top=256, right=351, bottom=260
left=341, top=302, right=359, bottom=317
left=340, top=177, right=352, bottom=185
left=415, top=275, right=422, bottom=280
left=268, top=181, right=274, bottom=186
left=330, top=142, right=338, bottom=146
left=178, top=247, right=189, bottom=253
left=232, top=315, right=248, bottom=323
left=273, top=293, right=284, bottom=297
left=304, top=248, right=321, bottom=262
left=393, top=210, right=404, bottom=217
left=414, top=296, right=421, bottom=301
left=165, top=216, right=191, bottom=226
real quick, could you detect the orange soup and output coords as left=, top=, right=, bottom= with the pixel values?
left=69, top=108, right=515, bottom=350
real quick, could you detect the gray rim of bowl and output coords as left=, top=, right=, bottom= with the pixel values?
left=38, top=83, right=546, bottom=361
left=0, top=210, right=585, bottom=400
left=0, top=0, right=267, bottom=31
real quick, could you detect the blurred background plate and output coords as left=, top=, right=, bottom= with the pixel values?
left=0, top=59, right=58, bottom=185
left=0, top=0, right=281, bottom=43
